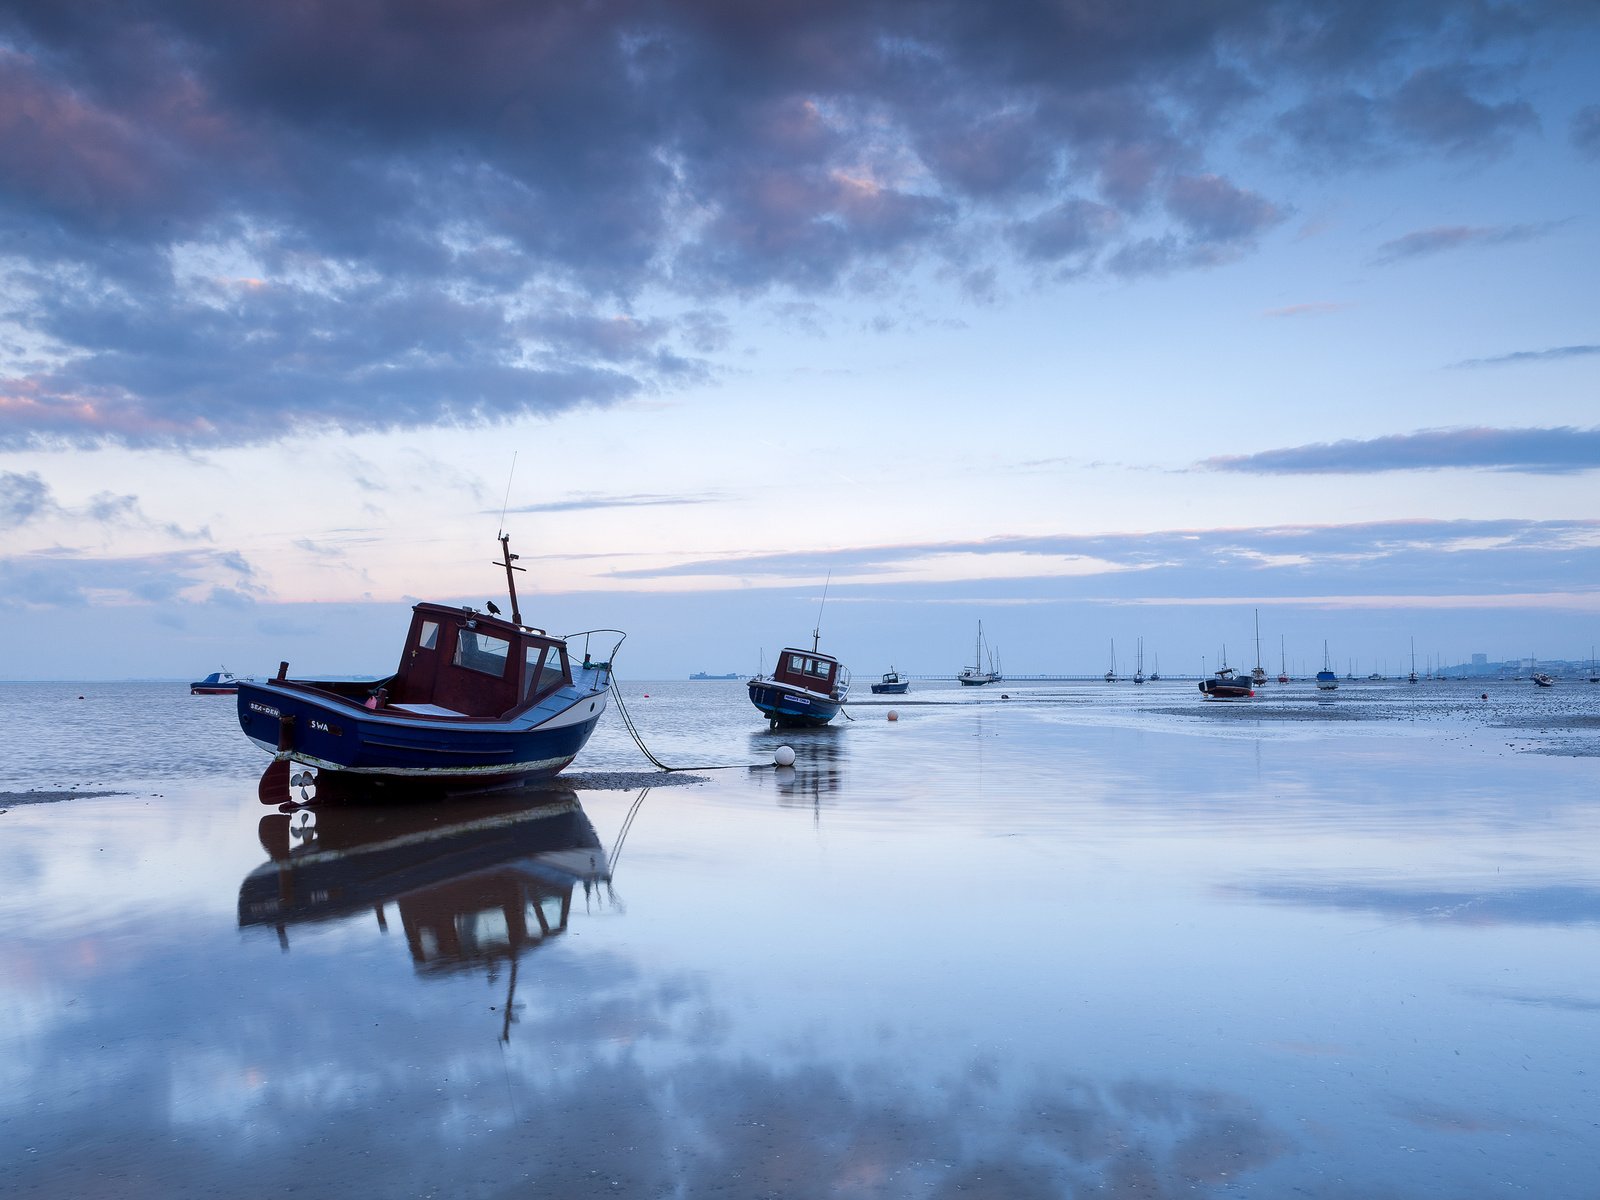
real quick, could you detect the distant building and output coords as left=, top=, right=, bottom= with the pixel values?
left=1469, top=653, right=1488, bottom=675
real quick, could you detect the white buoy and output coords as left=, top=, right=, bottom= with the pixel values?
left=887, top=710, right=898, bottom=721
left=774, top=745, right=796, bottom=767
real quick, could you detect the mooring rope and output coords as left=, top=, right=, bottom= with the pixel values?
left=607, top=673, right=773, bottom=772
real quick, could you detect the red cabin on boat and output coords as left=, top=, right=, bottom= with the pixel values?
left=380, top=603, right=573, bottom=720
left=770, top=647, right=844, bottom=698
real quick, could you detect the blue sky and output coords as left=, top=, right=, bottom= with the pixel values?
left=1, top=1, right=1597, bottom=680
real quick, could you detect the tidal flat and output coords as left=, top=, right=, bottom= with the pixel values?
left=2, top=677, right=1597, bottom=1198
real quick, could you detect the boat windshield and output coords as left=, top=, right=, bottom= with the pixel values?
left=523, top=643, right=567, bottom=700
left=454, top=629, right=511, bottom=677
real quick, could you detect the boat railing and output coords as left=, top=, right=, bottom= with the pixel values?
left=565, top=628, right=627, bottom=673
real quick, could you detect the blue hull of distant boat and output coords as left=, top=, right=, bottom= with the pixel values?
left=237, top=680, right=606, bottom=784
left=747, top=679, right=842, bottom=727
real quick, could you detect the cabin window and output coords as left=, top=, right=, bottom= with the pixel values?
left=523, top=644, right=567, bottom=700
left=418, top=621, right=439, bottom=651
left=807, top=658, right=832, bottom=679
left=788, top=654, right=806, bottom=673
left=454, top=629, right=510, bottom=677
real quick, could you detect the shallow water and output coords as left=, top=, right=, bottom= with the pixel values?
left=2, top=677, right=1597, bottom=1197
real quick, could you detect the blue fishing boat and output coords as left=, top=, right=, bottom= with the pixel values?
left=237, top=535, right=622, bottom=795
left=870, top=667, right=910, bottom=695
left=747, top=645, right=850, bottom=726
left=192, top=667, right=249, bottom=695
left=748, top=579, right=850, bottom=727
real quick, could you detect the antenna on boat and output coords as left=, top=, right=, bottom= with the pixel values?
left=493, top=453, right=526, bottom=625
left=496, top=451, right=518, bottom=538
left=812, top=571, right=832, bottom=653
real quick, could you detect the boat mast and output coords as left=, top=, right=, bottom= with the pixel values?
left=812, top=571, right=832, bottom=653
left=497, top=533, right=525, bottom=626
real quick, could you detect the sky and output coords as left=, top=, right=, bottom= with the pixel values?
left=1, top=0, right=1598, bottom=681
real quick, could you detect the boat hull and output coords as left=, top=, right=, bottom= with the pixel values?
left=237, top=680, right=607, bottom=787
left=870, top=681, right=909, bottom=694
left=1198, top=680, right=1254, bottom=699
left=747, top=679, right=842, bottom=727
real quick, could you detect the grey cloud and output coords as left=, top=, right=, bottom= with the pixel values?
left=0, top=1, right=1585, bottom=446
left=1371, top=221, right=1560, bottom=264
left=0, top=469, right=208, bottom=538
left=1275, top=62, right=1541, bottom=169
left=1166, top=173, right=1282, bottom=242
left=605, top=517, right=1600, bottom=602
left=1387, top=64, right=1537, bottom=156
left=1202, top=426, right=1600, bottom=475
left=1275, top=91, right=1385, bottom=167
left=1574, top=105, right=1600, bottom=158
left=0, top=469, right=53, bottom=526
left=1452, top=343, right=1600, bottom=368
left=1007, top=198, right=1122, bottom=265
left=0, top=547, right=260, bottom=606
left=504, top=492, right=722, bottom=514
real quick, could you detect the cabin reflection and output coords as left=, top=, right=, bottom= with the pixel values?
left=239, top=781, right=611, bottom=980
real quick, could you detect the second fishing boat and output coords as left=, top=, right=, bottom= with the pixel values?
left=748, top=578, right=851, bottom=727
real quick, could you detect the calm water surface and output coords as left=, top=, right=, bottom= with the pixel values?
left=2, top=678, right=1597, bottom=1197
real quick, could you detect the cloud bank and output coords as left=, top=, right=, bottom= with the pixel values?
left=0, top=1, right=1590, bottom=448
left=1201, top=427, right=1600, bottom=475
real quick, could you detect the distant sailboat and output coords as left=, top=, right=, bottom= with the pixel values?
left=958, top=621, right=1002, bottom=686
left=1316, top=642, right=1339, bottom=691
left=1250, top=610, right=1268, bottom=688
left=1277, top=634, right=1289, bottom=684
left=1150, top=652, right=1160, bottom=682
left=1408, top=638, right=1418, bottom=685
left=1133, top=638, right=1146, bottom=684
left=1104, top=639, right=1117, bottom=684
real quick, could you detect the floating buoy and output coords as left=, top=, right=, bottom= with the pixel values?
left=1001, top=693, right=1009, bottom=699
left=887, top=710, right=898, bottom=721
left=643, top=693, right=649, bottom=698
left=774, top=745, right=796, bottom=767
left=1481, top=693, right=1488, bottom=700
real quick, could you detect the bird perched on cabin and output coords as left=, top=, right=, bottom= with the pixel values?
left=486, top=601, right=501, bottom=615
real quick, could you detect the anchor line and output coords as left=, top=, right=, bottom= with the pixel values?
left=606, top=672, right=771, bottom=773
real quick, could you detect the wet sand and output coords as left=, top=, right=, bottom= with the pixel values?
left=1, top=677, right=1596, bottom=1197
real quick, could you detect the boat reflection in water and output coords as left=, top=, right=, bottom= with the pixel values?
left=240, top=769, right=614, bottom=1035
